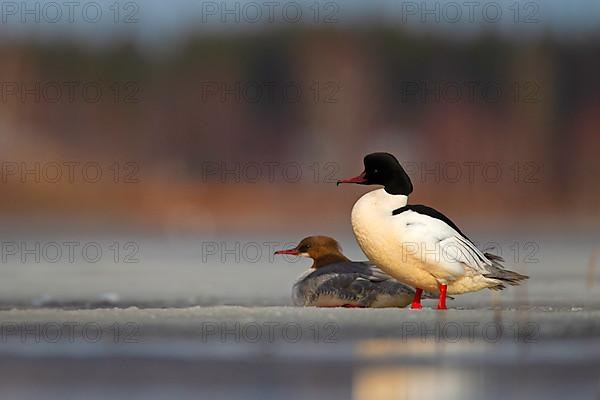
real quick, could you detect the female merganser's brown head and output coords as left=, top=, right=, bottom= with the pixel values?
left=274, top=236, right=350, bottom=268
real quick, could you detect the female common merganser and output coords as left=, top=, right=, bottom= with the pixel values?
left=274, top=236, right=433, bottom=308
left=337, top=152, right=528, bottom=310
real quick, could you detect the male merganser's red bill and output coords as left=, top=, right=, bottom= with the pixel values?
left=275, top=236, right=434, bottom=308
left=338, top=152, right=528, bottom=310
left=336, top=172, right=367, bottom=185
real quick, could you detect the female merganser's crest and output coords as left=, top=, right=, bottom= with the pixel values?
left=274, top=236, right=433, bottom=308
left=338, top=152, right=528, bottom=310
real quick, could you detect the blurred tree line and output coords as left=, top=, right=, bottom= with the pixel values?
left=0, top=28, right=598, bottom=229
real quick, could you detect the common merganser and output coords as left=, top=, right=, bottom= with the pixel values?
left=337, top=152, right=528, bottom=310
left=274, top=236, right=434, bottom=308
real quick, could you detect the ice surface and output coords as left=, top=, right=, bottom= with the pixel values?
left=0, top=230, right=598, bottom=399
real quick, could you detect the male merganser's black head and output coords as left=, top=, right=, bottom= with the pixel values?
left=337, top=152, right=413, bottom=195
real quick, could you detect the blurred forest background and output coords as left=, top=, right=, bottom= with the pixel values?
left=0, top=0, right=598, bottom=235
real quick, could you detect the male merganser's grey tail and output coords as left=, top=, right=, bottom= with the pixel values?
left=483, top=253, right=529, bottom=290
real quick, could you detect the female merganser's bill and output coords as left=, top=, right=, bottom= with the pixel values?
left=274, top=236, right=434, bottom=308
left=337, top=153, right=528, bottom=310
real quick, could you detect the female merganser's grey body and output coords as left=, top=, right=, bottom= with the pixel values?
left=275, top=236, right=433, bottom=308
left=337, top=152, right=528, bottom=310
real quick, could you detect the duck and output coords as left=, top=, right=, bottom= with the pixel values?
left=274, top=236, right=434, bottom=308
left=337, top=152, right=528, bottom=310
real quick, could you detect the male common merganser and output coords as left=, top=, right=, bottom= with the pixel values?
left=337, top=152, right=528, bottom=310
left=274, top=236, right=433, bottom=308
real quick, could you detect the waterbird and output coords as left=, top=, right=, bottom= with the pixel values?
left=274, top=236, right=434, bottom=308
left=337, top=152, right=528, bottom=310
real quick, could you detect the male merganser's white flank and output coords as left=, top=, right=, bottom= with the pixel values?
left=274, top=236, right=434, bottom=308
left=337, top=153, right=528, bottom=310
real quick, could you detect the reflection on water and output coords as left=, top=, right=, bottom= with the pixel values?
left=354, top=367, right=473, bottom=400
left=1, top=337, right=600, bottom=399
left=354, top=339, right=600, bottom=400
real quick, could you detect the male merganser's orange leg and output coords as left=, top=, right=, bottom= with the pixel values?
left=437, top=284, right=448, bottom=310
left=411, top=288, right=423, bottom=309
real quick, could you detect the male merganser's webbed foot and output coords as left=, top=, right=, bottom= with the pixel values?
left=411, top=288, right=423, bottom=309
left=437, top=284, right=448, bottom=310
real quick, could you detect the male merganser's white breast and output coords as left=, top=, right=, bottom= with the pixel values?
left=350, top=188, right=499, bottom=294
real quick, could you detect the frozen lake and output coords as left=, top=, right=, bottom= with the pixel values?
left=0, top=228, right=598, bottom=399
left=1, top=306, right=600, bottom=399
left=0, top=229, right=598, bottom=309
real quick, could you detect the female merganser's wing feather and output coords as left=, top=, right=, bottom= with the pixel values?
left=292, top=261, right=429, bottom=306
left=352, top=262, right=397, bottom=282
left=313, top=266, right=415, bottom=305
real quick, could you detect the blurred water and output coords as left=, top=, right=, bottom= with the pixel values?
left=0, top=229, right=598, bottom=309
left=1, top=332, right=599, bottom=399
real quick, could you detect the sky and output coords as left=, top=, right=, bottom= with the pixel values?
left=0, top=0, right=598, bottom=46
